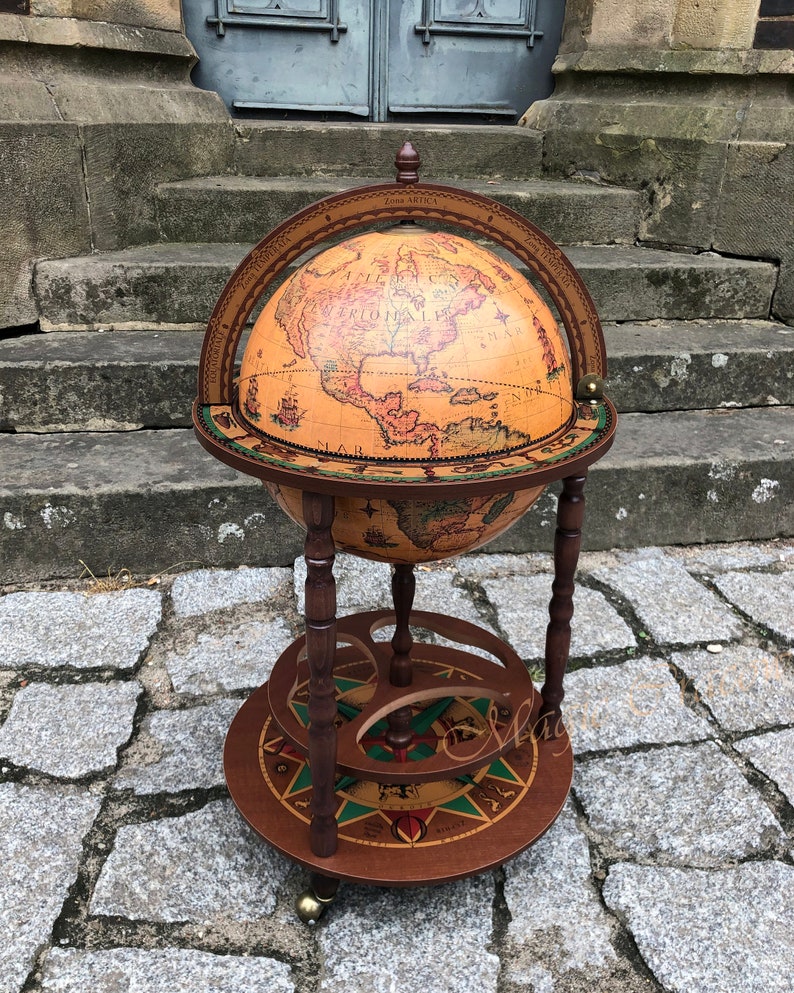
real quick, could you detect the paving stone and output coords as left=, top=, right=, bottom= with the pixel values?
left=318, top=873, right=499, bottom=993
left=562, top=657, right=711, bottom=752
left=503, top=803, right=618, bottom=990
left=294, top=553, right=392, bottom=614
left=412, top=568, right=492, bottom=628
left=0, top=783, right=101, bottom=993
left=0, top=681, right=141, bottom=778
left=574, top=741, right=784, bottom=866
left=295, top=556, right=493, bottom=639
left=669, top=540, right=794, bottom=573
left=90, top=799, right=291, bottom=921
left=603, top=861, right=794, bottom=993
left=164, top=617, right=294, bottom=694
left=453, top=551, right=552, bottom=580
left=672, top=645, right=794, bottom=732
left=481, top=574, right=635, bottom=659
left=712, top=570, right=794, bottom=641
left=592, top=555, right=743, bottom=644
left=0, top=589, right=161, bottom=669
left=171, top=566, right=293, bottom=617
left=736, top=727, right=794, bottom=805
left=113, top=698, right=241, bottom=794
left=41, top=947, right=294, bottom=993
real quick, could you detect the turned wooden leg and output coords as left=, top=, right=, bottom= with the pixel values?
left=302, top=490, right=338, bottom=858
left=385, top=563, right=415, bottom=757
left=539, top=473, right=587, bottom=739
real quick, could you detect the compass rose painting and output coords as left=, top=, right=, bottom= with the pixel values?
left=225, top=647, right=572, bottom=887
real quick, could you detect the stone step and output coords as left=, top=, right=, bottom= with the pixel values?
left=2, top=321, right=792, bottom=433
left=155, top=175, right=641, bottom=247
left=231, top=122, right=544, bottom=179
left=33, top=244, right=778, bottom=332
left=1, top=407, right=791, bottom=582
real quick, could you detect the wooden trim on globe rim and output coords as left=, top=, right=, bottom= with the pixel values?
left=191, top=396, right=617, bottom=498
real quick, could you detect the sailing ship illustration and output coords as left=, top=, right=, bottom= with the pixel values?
left=362, top=524, right=398, bottom=550
left=243, top=377, right=262, bottom=421
left=271, top=386, right=307, bottom=430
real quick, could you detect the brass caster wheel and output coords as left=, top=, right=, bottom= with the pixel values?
left=295, top=889, right=335, bottom=925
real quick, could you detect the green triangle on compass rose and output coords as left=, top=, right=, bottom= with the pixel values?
left=336, top=799, right=376, bottom=825
left=487, top=757, right=522, bottom=783
left=290, top=701, right=309, bottom=727
left=470, top=697, right=494, bottom=719
left=438, top=792, right=489, bottom=820
left=287, top=764, right=314, bottom=796
left=335, top=676, right=368, bottom=694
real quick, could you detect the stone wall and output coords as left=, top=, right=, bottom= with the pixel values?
left=526, top=0, right=794, bottom=323
left=29, top=0, right=181, bottom=31
left=0, top=5, right=232, bottom=329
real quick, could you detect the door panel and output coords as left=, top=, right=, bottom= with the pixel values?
left=183, top=0, right=564, bottom=121
left=186, top=0, right=373, bottom=115
left=388, top=0, right=551, bottom=118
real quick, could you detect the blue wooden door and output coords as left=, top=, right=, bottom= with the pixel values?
left=183, top=1, right=564, bottom=121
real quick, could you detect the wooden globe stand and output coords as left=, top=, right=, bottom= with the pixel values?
left=193, top=143, right=617, bottom=921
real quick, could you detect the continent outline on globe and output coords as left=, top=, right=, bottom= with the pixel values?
left=238, top=228, right=574, bottom=466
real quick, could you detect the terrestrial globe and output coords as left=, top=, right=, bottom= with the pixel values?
left=192, top=145, right=617, bottom=912
left=237, top=225, right=575, bottom=563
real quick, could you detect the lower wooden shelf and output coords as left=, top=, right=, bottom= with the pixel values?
left=224, top=627, right=573, bottom=887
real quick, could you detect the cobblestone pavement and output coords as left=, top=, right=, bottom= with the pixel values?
left=1, top=541, right=793, bottom=993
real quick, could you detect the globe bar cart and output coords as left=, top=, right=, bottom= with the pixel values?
left=192, top=143, right=617, bottom=921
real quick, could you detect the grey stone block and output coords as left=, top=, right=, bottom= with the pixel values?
left=604, top=320, right=794, bottom=412
left=575, top=741, right=784, bottom=867
left=411, top=567, right=494, bottom=629
left=156, top=175, right=639, bottom=246
left=41, top=947, right=295, bottom=993
left=530, top=87, right=739, bottom=248
left=563, top=246, right=777, bottom=323
left=6, top=320, right=789, bottom=434
left=171, top=566, right=293, bottom=618
left=0, top=428, right=304, bottom=583
left=33, top=242, right=777, bottom=331
left=0, top=330, right=204, bottom=432
left=318, top=873, right=499, bottom=993
left=0, top=783, right=100, bottom=993
left=114, top=699, right=242, bottom=794
left=3, top=404, right=793, bottom=583
left=672, top=646, right=794, bottom=733
left=562, top=656, right=711, bottom=752
left=34, top=243, right=251, bottom=332
left=736, top=727, right=794, bottom=806
left=712, top=570, right=794, bottom=642
left=454, top=551, right=553, bottom=579
left=0, top=681, right=141, bottom=778
left=0, top=589, right=161, bottom=669
left=591, top=554, right=744, bottom=644
left=576, top=406, right=794, bottom=549
left=481, top=573, right=635, bottom=659
left=713, top=135, right=794, bottom=320
left=603, top=861, right=794, bottom=993
left=81, top=122, right=233, bottom=252
left=503, top=803, right=619, bottom=989
left=90, top=799, right=291, bottom=921
left=233, top=121, right=543, bottom=179
left=0, top=123, right=91, bottom=328
left=164, top=617, right=295, bottom=695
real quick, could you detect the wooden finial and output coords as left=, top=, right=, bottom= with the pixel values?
left=395, top=141, right=420, bottom=185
